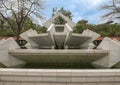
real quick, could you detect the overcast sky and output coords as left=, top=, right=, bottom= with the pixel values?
left=43, top=0, right=109, bottom=24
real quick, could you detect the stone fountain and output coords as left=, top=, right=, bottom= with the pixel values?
left=0, top=13, right=120, bottom=85
left=0, top=13, right=120, bottom=68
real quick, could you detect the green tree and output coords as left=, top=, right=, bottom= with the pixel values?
left=0, top=0, right=44, bottom=44
left=91, top=24, right=120, bottom=37
left=52, top=7, right=73, bottom=24
left=1, top=29, right=15, bottom=36
left=74, top=19, right=120, bottom=37
left=73, top=20, right=94, bottom=33
left=0, top=16, right=15, bottom=36
left=0, top=16, right=47, bottom=37
left=36, top=26, right=47, bottom=33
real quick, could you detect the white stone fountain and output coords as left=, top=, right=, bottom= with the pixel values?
left=0, top=13, right=120, bottom=68
left=0, top=13, right=120, bottom=85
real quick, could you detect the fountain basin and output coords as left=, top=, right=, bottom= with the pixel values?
left=9, top=49, right=108, bottom=68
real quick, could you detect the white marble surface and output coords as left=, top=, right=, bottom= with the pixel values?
left=0, top=69, right=120, bottom=85
left=0, top=38, right=26, bottom=67
left=93, top=37, right=120, bottom=68
left=9, top=49, right=108, bottom=65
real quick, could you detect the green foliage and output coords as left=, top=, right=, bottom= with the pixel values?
left=52, top=7, right=73, bottom=25
left=73, top=23, right=87, bottom=33
left=0, top=17, right=47, bottom=36
left=22, top=17, right=47, bottom=33
left=1, top=16, right=120, bottom=37
left=53, top=16, right=67, bottom=25
left=22, top=17, right=37, bottom=32
left=74, top=20, right=120, bottom=37
left=0, top=0, right=44, bottom=44
left=1, top=29, right=15, bottom=36
left=93, top=24, right=120, bottom=37
left=73, top=20, right=94, bottom=33
left=36, top=26, right=47, bottom=33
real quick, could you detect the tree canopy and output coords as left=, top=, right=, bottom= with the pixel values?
left=0, top=5, right=120, bottom=38
left=0, top=0, right=44, bottom=42
left=0, top=16, right=47, bottom=37
left=74, top=20, right=120, bottom=37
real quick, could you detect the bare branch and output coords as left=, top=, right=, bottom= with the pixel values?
left=1, top=0, right=11, bottom=10
left=21, top=2, right=34, bottom=24
left=0, top=0, right=44, bottom=41
left=100, top=0, right=120, bottom=22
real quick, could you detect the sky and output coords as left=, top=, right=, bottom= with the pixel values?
left=43, top=0, right=109, bottom=24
